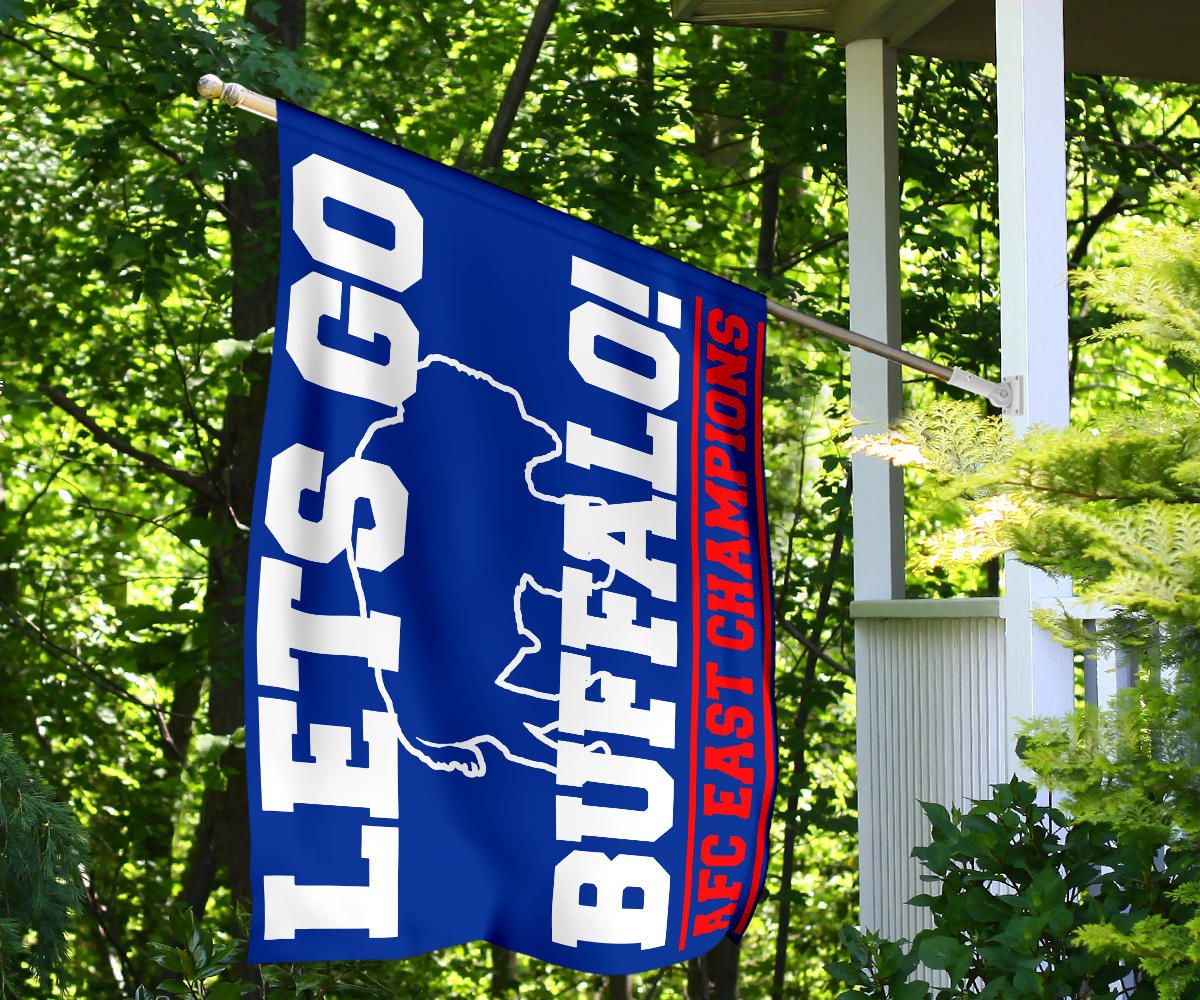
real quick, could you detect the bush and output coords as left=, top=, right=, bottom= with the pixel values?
left=828, top=778, right=1157, bottom=999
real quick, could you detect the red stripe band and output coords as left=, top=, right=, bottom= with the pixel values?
left=677, top=294, right=705, bottom=951
left=734, top=319, right=774, bottom=935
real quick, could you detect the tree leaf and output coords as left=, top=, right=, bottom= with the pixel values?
left=916, top=934, right=972, bottom=982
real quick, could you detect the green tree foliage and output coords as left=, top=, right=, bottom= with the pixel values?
left=0, top=731, right=87, bottom=996
left=1021, top=673, right=1200, bottom=1000
left=1, top=0, right=1198, bottom=997
left=1081, top=184, right=1200, bottom=368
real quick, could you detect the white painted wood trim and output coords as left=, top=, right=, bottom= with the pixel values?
left=996, top=0, right=1070, bottom=436
left=851, top=598, right=1004, bottom=619
left=846, top=38, right=905, bottom=601
left=995, top=0, right=1075, bottom=774
left=834, top=0, right=957, bottom=45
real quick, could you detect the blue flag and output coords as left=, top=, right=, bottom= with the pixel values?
left=244, top=102, right=776, bottom=975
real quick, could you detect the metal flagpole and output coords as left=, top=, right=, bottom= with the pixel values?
left=196, top=74, right=1021, bottom=414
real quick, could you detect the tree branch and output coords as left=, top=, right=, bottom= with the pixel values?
left=1070, top=190, right=1126, bottom=269
left=14, top=451, right=71, bottom=527
left=642, top=966, right=670, bottom=1000
left=0, top=27, right=98, bottom=85
left=777, top=619, right=853, bottom=678
left=479, top=0, right=560, bottom=169
left=0, top=597, right=197, bottom=737
left=40, top=385, right=220, bottom=501
left=81, top=872, right=135, bottom=995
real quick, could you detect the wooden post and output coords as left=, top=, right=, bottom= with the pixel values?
left=995, top=0, right=1075, bottom=768
left=846, top=38, right=904, bottom=601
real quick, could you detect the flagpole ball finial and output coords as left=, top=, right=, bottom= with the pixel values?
left=197, top=74, right=250, bottom=110
left=197, top=74, right=225, bottom=100
left=195, top=74, right=277, bottom=121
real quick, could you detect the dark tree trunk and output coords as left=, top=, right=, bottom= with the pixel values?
left=0, top=474, right=14, bottom=605
left=634, top=15, right=657, bottom=215
left=756, top=31, right=788, bottom=278
left=688, top=937, right=741, bottom=1000
left=687, top=956, right=709, bottom=1000
left=606, top=974, right=633, bottom=1000
left=490, top=944, right=519, bottom=997
left=181, top=0, right=305, bottom=916
left=770, top=487, right=849, bottom=1000
left=710, top=937, right=740, bottom=1000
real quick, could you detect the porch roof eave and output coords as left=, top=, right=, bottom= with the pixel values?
left=671, top=0, right=1200, bottom=86
left=669, top=0, right=947, bottom=44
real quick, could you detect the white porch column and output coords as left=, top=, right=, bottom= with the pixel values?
left=846, top=37, right=904, bottom=936
left=995, top=0, right=1075, bottom=770
left=846, top=38, right=904, bottom=601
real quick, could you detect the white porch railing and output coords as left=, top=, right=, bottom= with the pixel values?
left=852, top=598, right=1132, bottom=941
left=854, top=599, right=1007, bottom=940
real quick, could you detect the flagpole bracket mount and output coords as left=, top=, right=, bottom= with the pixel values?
left=947, top=369, right=1023, bottom=415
